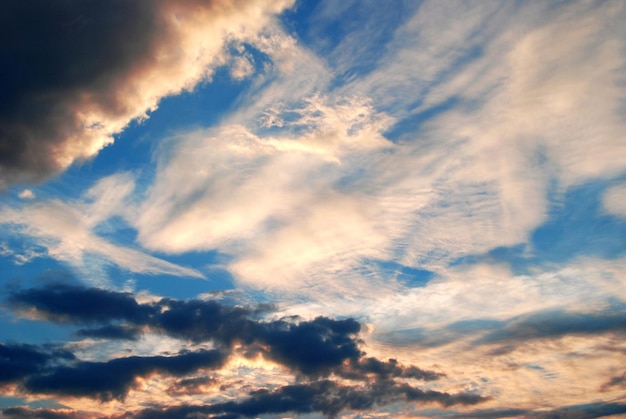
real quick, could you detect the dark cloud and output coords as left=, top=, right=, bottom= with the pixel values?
left=0, top=343, right=74, bottom=384
left=5, top=284, right=472, bottom=417
left=335, top=357, right=445, bottom=381
left=74, top=324, right=141, bottom=341
left=445, top=402, right=626, bottom=419
left=0, top=0, right=161, bottom=186
left=153, top=298, right=254, bottom=344
left=24, top=349, right=226, bottom=401
left=7, top=285, right=365, bottom=376
left=600, top=371, right=626, bottom=391
left=124, top=379, right=488, bottom=419
left=8, top=284, right=153, bottom=324
left=252, top=316, right=362, bottom=375
left=10, top=401, right=626, bottom=419
left=166, top=376, right=219, bottom=396
left=1, top=407, right=84, bottom=419
left=0, top=0, right=279, bottom=187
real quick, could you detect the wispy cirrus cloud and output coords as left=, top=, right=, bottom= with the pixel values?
left=0, top=173, right=202, bottom=282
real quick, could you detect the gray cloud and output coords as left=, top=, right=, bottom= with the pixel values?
left=2, top=283, right=484, bottom=417
left=0, top=0, right=289, bottom=188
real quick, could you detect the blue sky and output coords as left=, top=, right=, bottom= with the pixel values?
left=1, top=1, right=626, bottom=418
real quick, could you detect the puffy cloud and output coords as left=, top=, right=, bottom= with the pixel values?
left=0, top=343, right=74, bottom=384
left=0, top=0, right=293, bottom=188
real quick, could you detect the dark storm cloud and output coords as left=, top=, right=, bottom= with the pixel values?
left=24, top=349, right=226, bottom=401
left=0, top=343, right=74, bottom=384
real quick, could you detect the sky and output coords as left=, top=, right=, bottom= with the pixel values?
left=1, top=0, right=626, bottom=418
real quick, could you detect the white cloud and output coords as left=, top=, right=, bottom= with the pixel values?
left=0, top=173, right=202, bottom=284
left=603, top=182, right=626, bottom=217
left=132, top=95, right=397, bottom=292
left=18, top=189, right=35, bottom=199
left=128, top=0, right=626, bottom=299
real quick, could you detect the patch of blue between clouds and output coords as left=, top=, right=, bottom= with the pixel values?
left=81, top=65, right=255, bottom=187
left=282, top=0, right=420, bottom=89
left=384, top=46, right=484, bottom=142
left=96, top=252, right=235, bottom=301
left=0, top=311, right=73, bottom=346
left=452, top=176, right=626, bottom=274
left=0, top=396, right=63, bottom=410
left=384, top=96, right=459, bottom=141
left=368, top=259, right=435, bottom=287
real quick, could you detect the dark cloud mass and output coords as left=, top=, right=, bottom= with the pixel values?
left=24, top=349, right=226, bottom=401
left=74, top=324, right=141, bottom=341
left=0, top=0, right=277, bottom=188
left=1, top=284, right=487, bottom=417
left=125, top=379, right=488, bottom=419
left=0, top=0, right=161, bottom=186
left=9, top=284, right=151, bottom=323
left=0, top=343, right=74, bottom=384
left=8, top=284, right=365, bottom=375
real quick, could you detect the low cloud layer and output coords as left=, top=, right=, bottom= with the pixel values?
left=2, top=284, right=484, bottom=417
left=0, top=0, right=291, bottom=188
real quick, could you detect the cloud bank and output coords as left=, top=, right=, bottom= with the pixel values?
left=2, top=283, right=486, bottom=417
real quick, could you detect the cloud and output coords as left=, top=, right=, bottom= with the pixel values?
left=131, top=94, right=397, bottom=292
left=1, top=407, right=83, bottom=419
left=476, top=307, right=626, bottom=347
left=123, top=379, right=488, bottom=419
left=0, top=343, right=74, bottom=384
left=603, top=182, right=626, bottom=218
left=0, top=173, right=202, bottom=282
left=3, top=378, right=488, bottom=419
left=3, top=284, right=481, bottom=417
left=18, top=190, right=35, bottom=200
left=7, top=284, right=367, bottom=376
left=23, top=349, right=227, bottom=401
left=74, top=325, right=141, bottom=341
left=8, top=284, right=153, bottom=324
left=332, top=0, right=626, bottom=268
left=0, top=0, right=293, bottom=188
